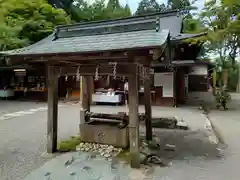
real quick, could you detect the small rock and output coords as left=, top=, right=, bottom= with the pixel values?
left=143, top=165, right=154, bottom=175
left=99, top=149, right=103, bottom=153
left=69, top=172, right=76, bottom=176
left=142, top=141, right=148, bottom=147
left=64, top=156, right=75, bottom=167
left=105, top=149, right=112, bottom=154
left=164, top=144, right=175, bottom=151
left=216, top=148, right=224, bottom=157
left=147, top=155, right=163, bottom=165
left=139, top=153, right=148, bottom=164
left=79, top=142, right=84, bottom=147
left=140, top=147, right=152, bottom=156
left=82, top=166, right=91, bottom=171
left=109, top=145, right=114, bottom=149
left=104, top=154, right=111, bottom=158
left=176, top=121, right=189, bottom=130
left=44, top=172, right=51, bottom=176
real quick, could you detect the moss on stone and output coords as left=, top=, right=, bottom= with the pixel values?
left=57, top=136, right=81, bottom=152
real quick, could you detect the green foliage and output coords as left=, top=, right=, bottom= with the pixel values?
left=107, top=0, right=120, bottom=9
left=135, top=0, right=200, bottom=35
left=124, top=4, right=132, bottom=17
left=0, top=0, right=132, bottom=53
left=200, top=0, right=240, bottom=62
left=194, top=0, right=240, bottom=92
left=215, top=87, right=231, bottom=110
left=0, top=23, right=28, bottom=51
left=70, top=0, right=132, bottom=22
left=214, top=57, right=239, bottom=91
left=135, top=0, right=197, bottom=16
left=135, top=0, right=166, bottom=15
left=167, top=0, right=198, bottom=15
left=0, top=0, right=71, bottom=50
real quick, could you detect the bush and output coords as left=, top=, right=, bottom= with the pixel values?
left=215, top=87, right=231, bottom=110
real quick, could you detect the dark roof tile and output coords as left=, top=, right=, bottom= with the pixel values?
left=3, top=29, right=169, bottom=56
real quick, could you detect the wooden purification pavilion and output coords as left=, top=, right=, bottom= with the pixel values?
left=3, top=12, right=172, bottom=168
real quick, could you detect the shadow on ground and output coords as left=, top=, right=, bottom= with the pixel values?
left=141, top=128, right=221, bottom=161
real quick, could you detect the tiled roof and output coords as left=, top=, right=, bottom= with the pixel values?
left=3, top=29, right=169, bottom=56
left=171, top=32, right=207, bottom=41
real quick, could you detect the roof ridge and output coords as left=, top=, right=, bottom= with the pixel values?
left=56, top=18, right=161, bottom=39
left=56, top=10, right=180, bottom=30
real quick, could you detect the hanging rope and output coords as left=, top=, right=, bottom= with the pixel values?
left=95, top=65, right=99, bottom=81
left=109, top=62, right=117, bottom=79
left=76, top=66, right=80, bottom=81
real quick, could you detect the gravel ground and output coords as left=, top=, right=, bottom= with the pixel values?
left=0, top=101, right=239, bottom=180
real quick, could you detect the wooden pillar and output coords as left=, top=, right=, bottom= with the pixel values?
left=47, top=66, right=58, bottom=153
left=173, top=67, right=177, bottom=107
left=128, top=70, right=140, bottom=168
left=144, top=78, right=152, bottom=141
left=81, top=76, right=91, bottom=111
left=80, top=76, right=91, bottom=124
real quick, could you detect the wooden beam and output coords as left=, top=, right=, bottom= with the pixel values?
left=128, top=67, right=140, bottom=168
left=6, top=49, right=153, bottom=66
left=47, top=66, right=58, bottom=153
left=53, top=63, right=139, bottom=76
left=144, top=78, right=153, bottom=141
left=48, top=55, right=129, bottom=62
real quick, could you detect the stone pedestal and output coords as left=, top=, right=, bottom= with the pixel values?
left=80, top=123, right=129, bottom=148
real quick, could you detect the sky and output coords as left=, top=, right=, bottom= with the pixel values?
left=118, top=0, right=205, bottom=13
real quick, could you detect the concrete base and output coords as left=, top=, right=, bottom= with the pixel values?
left=80, top=123, right=129, bottom=148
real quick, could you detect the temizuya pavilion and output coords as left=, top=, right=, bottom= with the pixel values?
left=2, top=11, right=173, bottom=168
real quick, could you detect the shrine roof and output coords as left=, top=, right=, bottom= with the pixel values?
left=1, top=11, right=181, bottom=57
left=3, top=29, right=169, bottom=56
left=152, top=60, right=215, bottom=68
left=171, top=32, right=207, bottom=41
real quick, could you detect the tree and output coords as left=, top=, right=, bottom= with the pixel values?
left=200, top=0, right=240, bottom=66
left=124, top=4, right=132, bottom=16
left=0, top=23, right=28, bottom=51
left=167, top=0, right=201, bottom=34
left=0, top=0, right=71, bottom=48
left=198, top=0, right=240, bottom=90
left=135, top=0, right=201, bottom=34
left=167, top=0, right=198, bottom=14
left=135, top=0, right=166, bottom=16
left=47, top=0, right=74, bottom=9
left=70, top=0, right=131, bottom=22
left=105, top=0, right=132, bottom=19
left=107, top=0, right=120, bottom=9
